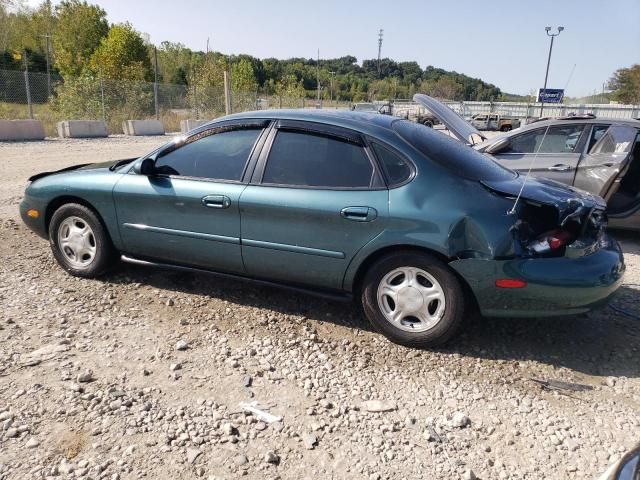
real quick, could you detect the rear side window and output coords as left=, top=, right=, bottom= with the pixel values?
left=371, top=142, right=413, bottom=186
left=154, top=128, right=261, bottom=180
left=393, top=120, right=515, bottom=181
left=262, top=130, right=374, bottom=188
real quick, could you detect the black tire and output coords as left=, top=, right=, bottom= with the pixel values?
left=422, top=120, right=434, bottom=128
left=49, top=203, right=116, bottom=278
left=500, top=125, right=512, bottom=132
left=361, top=251, right=465, bottom=348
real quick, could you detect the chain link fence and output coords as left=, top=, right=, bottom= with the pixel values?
left=0, top=68, right=352, bottom=136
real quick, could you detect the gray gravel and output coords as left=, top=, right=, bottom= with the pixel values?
left=0, top=137, right=639, bottom=479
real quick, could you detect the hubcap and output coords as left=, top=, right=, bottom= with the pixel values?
left=57, top=216, right=97, bottom=268
left=376, top=267, right=446, bottom=332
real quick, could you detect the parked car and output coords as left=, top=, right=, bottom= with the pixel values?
left=470, top=113, right=521, bottom=132
left=20, top=110, right=624, bottom=347
left=414, top=94, right=640, bottom=231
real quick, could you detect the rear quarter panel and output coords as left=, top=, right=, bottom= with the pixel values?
left=342, top=157, right=519, bottom=291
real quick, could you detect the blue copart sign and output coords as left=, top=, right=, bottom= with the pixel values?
left=537, top=88, right=565, bottom=103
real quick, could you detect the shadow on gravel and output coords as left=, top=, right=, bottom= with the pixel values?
left=104, top=253, right=639, bottom=380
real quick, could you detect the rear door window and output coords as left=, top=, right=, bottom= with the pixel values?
left=587, top=125, right=610, bottom=152
left=508, top=124, right=586, bottom=154
left=591, top=125, right=637, bottom=154
left=262, top=130, right=374, bottom=188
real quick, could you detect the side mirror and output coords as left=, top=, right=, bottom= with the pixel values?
left=485, top=137, right=512, bottom=155
left=134, top=157, right=156, bottom=175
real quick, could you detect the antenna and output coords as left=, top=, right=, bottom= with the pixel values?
left=507, top=125, right=551, bottom=215
left=316, top=48, right=321, bottom=103
left=377, top=28, right=384, bottom=77
left=563, top=63, right=576, bottom=92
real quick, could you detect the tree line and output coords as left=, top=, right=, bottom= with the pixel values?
left=2, top=0, right=638, bottom=104
left=1, top=0, right=506, bottom=102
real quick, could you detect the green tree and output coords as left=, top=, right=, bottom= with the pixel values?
left=52, top=0, right=108, bottom=77
left=90, top=22, right=152, bottom=81
left=609, top=64, right=640, bottom=104
left=155, top=41, right=193, bottom=84
left=231, top=58, right=257, bottom=92
left=274, top=73, right=305, bottom=98
left=420, top=76, right=464, bottom=100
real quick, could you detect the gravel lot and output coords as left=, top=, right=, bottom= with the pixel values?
left=0, top=136, right=639, bottom=480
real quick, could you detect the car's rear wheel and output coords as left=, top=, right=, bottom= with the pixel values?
left=361, top=252, right=465, bottom=347
left=500, top=125, right=512, bottom=132
left=422, top=120, right=434, bottom=128
left=49, top=203, right=116, bottom=278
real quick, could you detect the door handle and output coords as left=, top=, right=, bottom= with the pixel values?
left=201, top=195, right=231, bottom=209
left=340, top=206, right=377, bottom=222
left=548, top=164, right=572, bottom=172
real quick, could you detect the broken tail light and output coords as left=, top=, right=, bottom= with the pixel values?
left=528, top=229, right=574, bottom=254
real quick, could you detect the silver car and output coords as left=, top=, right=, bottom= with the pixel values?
left=414, top=94, right=640, bottom=231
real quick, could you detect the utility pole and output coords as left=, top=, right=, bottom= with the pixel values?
left=329, top=71, right=336, bottom=104
left=539, top=26, right=564, bottom=117
left=377, top=28, right=384, bottom=78
left=23, top=50, right=33, bottom=119
left=153, top=46, right=159, bottom=120
left=39, top=34, right=52, bottom=97
left=316, top=48, right=321, bottom=104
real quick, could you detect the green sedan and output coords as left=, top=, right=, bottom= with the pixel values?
left=20, top=110, right=625, bottom=347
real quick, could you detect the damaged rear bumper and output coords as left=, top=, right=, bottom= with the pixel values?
left=450, top=234, right=625, bottom=317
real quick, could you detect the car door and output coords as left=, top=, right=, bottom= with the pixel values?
left=113, top=121, right=268, bottom=273
left=471, top=115, right=487, bottom=130
left=488, top=114, right=498, bottom=130
left=239, top=120, right=389, bottom=290
left=573, top=124, right=639, bottom=200
left=492, top=123, right=588, bottom=184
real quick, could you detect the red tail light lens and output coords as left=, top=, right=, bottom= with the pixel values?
left=529, top=229, right=573, bottom=254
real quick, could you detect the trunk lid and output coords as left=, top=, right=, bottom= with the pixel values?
left=482, top=176, right=607, bottom=217
left=413, top=94, right=487, bottom=145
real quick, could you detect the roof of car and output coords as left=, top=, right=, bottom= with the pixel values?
left=518, top=116, right=640, bottom=130
left=209, top=108, right=399, bottom=136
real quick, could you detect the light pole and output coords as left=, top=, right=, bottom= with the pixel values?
left=539, top=26, right=564, bottom=117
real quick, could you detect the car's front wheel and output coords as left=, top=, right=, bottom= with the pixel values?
left=49, top=203, right=116, bottom=278
left=361, top=252, right=465, bottom=347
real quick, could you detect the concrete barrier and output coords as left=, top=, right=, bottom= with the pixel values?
left=0, top=119, right=45, bottom=141
left=180, top=119, right=209, bottom=134
left=57, top=120, right=108, bottom=138
left=123, top=119, right=165, bottom=136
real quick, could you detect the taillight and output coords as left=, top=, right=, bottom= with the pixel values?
left=528, top=229, right=573, bottom=254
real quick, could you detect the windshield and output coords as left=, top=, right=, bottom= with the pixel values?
left=354, top=103, right=378, bottom=112
left=393, top=120, right=516, bottom=181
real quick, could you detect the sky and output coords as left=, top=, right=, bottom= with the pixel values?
left=25, top=0, right=640, bottom=97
